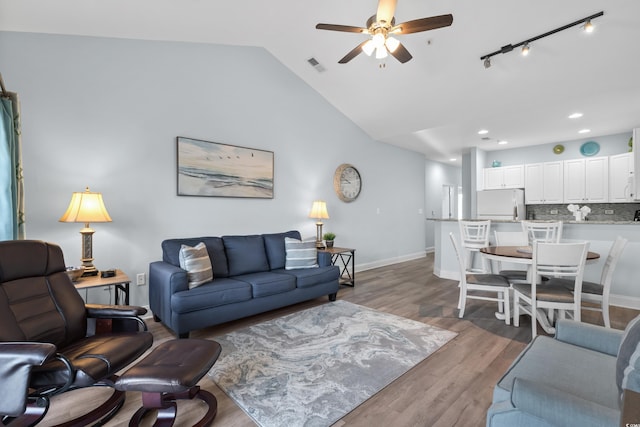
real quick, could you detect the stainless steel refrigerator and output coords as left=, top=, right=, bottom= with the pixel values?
left=476, top=189, right=525, bottom=220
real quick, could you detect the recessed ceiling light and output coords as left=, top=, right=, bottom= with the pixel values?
left=478, top=129, right=489, bottom=135
left=449, top=158, right=457, bottom=162
left=497, top=140, right=508, bottom=145
left=568, top=112, right=583, bottom=119
left=578, top=129, right=591, bottom=134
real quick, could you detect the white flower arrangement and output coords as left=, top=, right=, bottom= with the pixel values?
left=567, top=204, right=590, bottom=221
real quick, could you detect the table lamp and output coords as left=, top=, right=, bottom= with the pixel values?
left=59, top=187, right=112, bottom=276
left=309, top=200, right=329, bottom=249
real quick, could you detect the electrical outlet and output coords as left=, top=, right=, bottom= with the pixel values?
left=550, top=209, right=558, bottom=215
left=605, top=209, right=614, bottom=215
left=136, top=273, right=146, bottom=286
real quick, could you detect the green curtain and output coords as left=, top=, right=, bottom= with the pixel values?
left=0, top=90, right=25, bottom=240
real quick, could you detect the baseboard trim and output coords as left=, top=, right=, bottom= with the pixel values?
left=610, top=294, right=640, bottom=310
left=356, top=251, right=427, bottom=273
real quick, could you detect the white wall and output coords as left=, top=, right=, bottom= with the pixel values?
left=0, top=32, right=427, bottom=306
left=424, top=159, right=460, bottom=251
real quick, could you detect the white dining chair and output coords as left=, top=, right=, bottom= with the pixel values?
left=450, top=233, right=511, bottom=324
left=493, top=230, right=529, bottom=284
left=512, top=240, right=589, bottom=339
left=555, top=236, right=627, bottom=328
left=521, top=220, right=563, bottom=244
left=459, top=220, right=491, bottom=273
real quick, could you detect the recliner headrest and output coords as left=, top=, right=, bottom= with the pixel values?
left=0, top=240, right=66, bottom=282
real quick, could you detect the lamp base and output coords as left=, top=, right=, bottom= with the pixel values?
left=81, top=266, right=99, bottom=277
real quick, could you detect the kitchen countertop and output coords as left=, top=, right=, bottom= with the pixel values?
left=426, top=218, right=640, bottom=225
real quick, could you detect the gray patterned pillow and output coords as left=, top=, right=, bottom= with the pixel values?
left=285, top=237, right=318, bottom=270
left=179, top=242, right=213, bottom=289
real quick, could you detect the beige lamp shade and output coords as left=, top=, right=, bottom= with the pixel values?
left=59, top=187, right=112, bottom=224
left=308, top=200, right=329, bottom=220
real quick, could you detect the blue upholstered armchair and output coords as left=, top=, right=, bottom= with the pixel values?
left=487, top=315, right=640, bottom=427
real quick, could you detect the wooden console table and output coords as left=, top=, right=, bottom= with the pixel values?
left=319, top=247, right=355, bottom=287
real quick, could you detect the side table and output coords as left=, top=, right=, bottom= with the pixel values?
left=73, top=269, right=131, bottom=305
left=318, top=247, right=355, bottom=287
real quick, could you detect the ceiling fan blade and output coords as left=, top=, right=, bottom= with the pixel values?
left=316, top=23, right=368, bottom=34
left=389, top=42, right=412, bottom=63
left=376, top=0, right=397, bottom=25
left=391, top=14, right=453, bottom=35
left=338, top=40, right=369, bottom=64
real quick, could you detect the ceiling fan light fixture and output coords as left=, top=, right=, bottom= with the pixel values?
left=385, top=36, right=400, bottom=53
left=362, top=40, right=375, bottom=56
left=372, top=33, right=386, bottom=49
left=375, top=45, right=388, bottom=59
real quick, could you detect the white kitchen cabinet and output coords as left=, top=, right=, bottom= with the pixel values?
left=609, top=152, right=634, bottom=203
left=563, top=156, right=608, bottom=203
left=483, top=165, right=524, bottom=189
left=525, top=161, right=563, bottom=204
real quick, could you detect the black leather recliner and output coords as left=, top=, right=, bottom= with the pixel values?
left=0, top=240, right=153, bottom=426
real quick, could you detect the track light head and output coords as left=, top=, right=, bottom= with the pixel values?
left=483, top=57, right=491, bottom=69
left=584, top=19, right=594, bottom=33
left=521, top=43, right=530, bottom=56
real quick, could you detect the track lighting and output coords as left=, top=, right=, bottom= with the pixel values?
left=583, top=20, right=594, bottom=33
left=480, top=11, right=603, bottom=68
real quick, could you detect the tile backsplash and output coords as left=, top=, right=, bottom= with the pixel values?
left=526, top=203, right=640, bottom=222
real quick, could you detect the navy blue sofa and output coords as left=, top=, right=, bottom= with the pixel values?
left=149, top=230, right=340, bottom=338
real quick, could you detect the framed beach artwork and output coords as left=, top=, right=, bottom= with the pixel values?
left=177, top=137, right=274, bottom=198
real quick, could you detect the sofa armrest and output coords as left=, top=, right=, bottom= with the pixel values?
left=0, top=342, right=56, bottom=416
left=149, top=261, right=189, bottom=324
left=511, top=378, right=619, bottom=427
left=317, top=251, right=332, bottom=267
left=554, top=320, right=623, bottom=356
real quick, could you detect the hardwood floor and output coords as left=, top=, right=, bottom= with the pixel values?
left=42, top=254, right=639, bottom=426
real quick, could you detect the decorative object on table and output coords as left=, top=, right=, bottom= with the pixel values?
left=176, top=136, right=274, bottom=198
left=322, top=231, right=336, bottom=248
left=553, top=144, right=565, bottom=154
left=59, top=187, right=112, bottom=277
left=65, top=266, right=85, bottom=282
left=579, top=140, right=600, bottom=157
left=333, top=163, right=361, bottom=202
left=209, top=300, right=457, bottom=427
left=567, top=204, right=590, bottom=221
left=309, top=200, right=329, bottom=248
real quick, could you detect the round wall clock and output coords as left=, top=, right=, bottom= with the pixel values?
left=334, top=163, right=361, bottom=202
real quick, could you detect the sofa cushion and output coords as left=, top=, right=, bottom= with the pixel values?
left=284, top=237, right=319, bottom=270
left=233, top=272, right=296, bottom=298
left=171, top=278, right=252, bottom=314
left=277, top=265, right=340, bottom=289
left=162, top=237, right=229, bottom=278
left=494, top=336, right=619, bottom=411
left=263, top=230, right=301, bottom=270
left=178, top=242, right=213, bottom=289
left=617, top=315, right=640, bottom=396
left=222, top=235, right=270, bottom=276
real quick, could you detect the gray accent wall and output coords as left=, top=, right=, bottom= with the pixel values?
left=0, top=32, right=428, bottom=306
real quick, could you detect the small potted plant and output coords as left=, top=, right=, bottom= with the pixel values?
left=323, top=232, right=336, bottom=248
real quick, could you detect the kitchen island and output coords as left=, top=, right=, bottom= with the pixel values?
left=431, top=218, right=640, bottom=309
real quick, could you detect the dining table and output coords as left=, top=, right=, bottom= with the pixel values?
left=479, top=245, right=600, bottom=333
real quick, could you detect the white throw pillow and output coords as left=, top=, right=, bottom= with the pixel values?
left=285, top=237, right=319, bottom=270
left=179, top=242, right=213, bottom=289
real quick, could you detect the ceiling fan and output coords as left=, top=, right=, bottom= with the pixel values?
left=316, top=0, right=453, bottom=64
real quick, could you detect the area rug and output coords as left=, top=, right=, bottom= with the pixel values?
left=208, top=300, right=457, bottom=427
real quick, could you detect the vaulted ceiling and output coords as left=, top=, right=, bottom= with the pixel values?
left=2, top=0, right=640, bottom=164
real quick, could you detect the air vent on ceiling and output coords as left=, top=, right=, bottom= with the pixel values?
left=307, top=57, right=326, bottom=73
